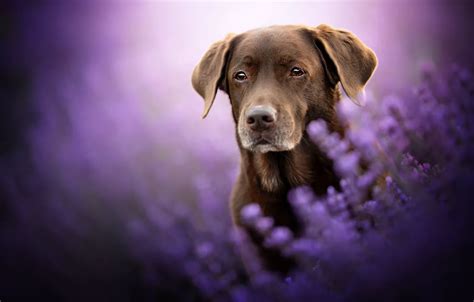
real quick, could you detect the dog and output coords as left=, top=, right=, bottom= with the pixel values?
left=192, top=24, right=377, bottom=273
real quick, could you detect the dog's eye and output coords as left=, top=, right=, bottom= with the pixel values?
left=234, top=71, right=248, bottom=81
left=290, top=67, right=305, bottom=77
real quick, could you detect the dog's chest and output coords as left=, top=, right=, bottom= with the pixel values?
left=252, top=149, right=325, bottom=193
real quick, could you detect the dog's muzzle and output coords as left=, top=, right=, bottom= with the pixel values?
left=238, top=105, right=295, bottom=153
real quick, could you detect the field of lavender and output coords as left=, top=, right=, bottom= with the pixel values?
left=1, top=2, right=473, bottom=301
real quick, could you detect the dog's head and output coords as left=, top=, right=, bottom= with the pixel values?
left=192, top=25, right=377, bottom=153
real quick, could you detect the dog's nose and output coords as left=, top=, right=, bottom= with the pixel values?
left=246, top=106, right=276, bottom=131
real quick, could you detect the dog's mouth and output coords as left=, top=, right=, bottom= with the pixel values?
left=255, top=138, right=271, bottom=145
left=250, top=133, right=276, bottom=147
left=244, top=134, right=295, bottom=153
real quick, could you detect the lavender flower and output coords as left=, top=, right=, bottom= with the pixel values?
left=264, top=227, right=293, bottom=249
left=240, top=203, right=263, bottom=226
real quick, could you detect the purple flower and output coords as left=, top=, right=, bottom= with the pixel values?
left=264, top=227, right=294, bottom=248
left=240, top=203, right=263, bottom=225
left=288, top=186, right=315, bottom=207
left=255, top=217, right=275, bottom=235
left=334, top=151, right=360, bottom=177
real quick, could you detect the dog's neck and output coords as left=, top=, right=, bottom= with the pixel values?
left=241, top=133, right=340, bottom=195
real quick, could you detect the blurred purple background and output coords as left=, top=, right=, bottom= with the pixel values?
left=1, top=1, right=474, bottom=301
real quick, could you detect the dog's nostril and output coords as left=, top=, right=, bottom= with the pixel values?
left=247, top=117, right=256, bottom=124
left=262, top=115, right=274, bottom=123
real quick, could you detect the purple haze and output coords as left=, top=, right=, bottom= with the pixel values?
left=1, top=1, right=474, bottom=301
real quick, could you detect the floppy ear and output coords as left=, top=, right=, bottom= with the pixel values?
left=192, top=33, right=235, bottom=118
left=309, top=24, right=377, bottom=104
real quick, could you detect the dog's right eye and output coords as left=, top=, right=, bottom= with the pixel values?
left=290, top=67, right=305, bottom=77
left=234, top=71, right=248, bottom=81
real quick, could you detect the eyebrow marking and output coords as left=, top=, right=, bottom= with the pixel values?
left=233, top=56, right=257, bottom=70
left=277, top=56, right=296, bottom=66
left=242, top=55, right=253, bottom=61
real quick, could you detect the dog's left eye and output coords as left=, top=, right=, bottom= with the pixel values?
left=290, top=67, right=305, bottom=77
left=234, top=71, right=248, bottom=81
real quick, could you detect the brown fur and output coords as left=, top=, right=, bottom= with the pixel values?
left=192, top=24, right=377, bottom=274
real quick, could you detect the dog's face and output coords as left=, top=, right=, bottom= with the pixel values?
left=227, top=27, right=332, bottom=153
left=192, top=25, right=377, bottom=153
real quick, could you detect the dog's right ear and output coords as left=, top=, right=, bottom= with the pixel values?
left=192, top=33, right=236, bottom=119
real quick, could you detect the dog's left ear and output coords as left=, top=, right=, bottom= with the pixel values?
left=192, top=33, right=236, bottom=118
left=308, top=24, right=377, bottom=104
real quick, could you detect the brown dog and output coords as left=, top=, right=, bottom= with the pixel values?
left=192, top=24, right=377, bottom=273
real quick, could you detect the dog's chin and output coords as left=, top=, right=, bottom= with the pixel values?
left=242, top=139, right=296, bottom=153
left=251, top=143, right=281, bottom=153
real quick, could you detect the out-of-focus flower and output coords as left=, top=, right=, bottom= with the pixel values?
left=264, top=227, right=294, bottom=249
left=241, top=203, right=263, bottom=226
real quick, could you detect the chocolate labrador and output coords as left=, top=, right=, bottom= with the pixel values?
left=192, top=24, right=377, bottom=273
